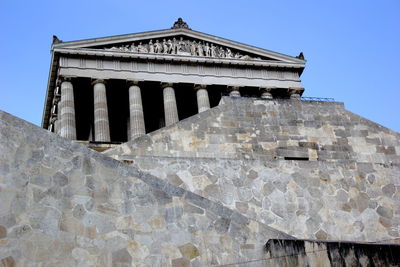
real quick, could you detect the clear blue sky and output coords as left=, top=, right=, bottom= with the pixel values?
left=1, top=0, right=399, bottom=132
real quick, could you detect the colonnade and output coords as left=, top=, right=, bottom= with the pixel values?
left=50, top=77, right=302, bottom=142
left=55, top=78, right=213, bottom=141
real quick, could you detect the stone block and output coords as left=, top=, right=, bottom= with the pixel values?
left=171, top=258, right=190, bottom=267
left=0, top=225, right=6, bottom=239
left=178, top=243, right=200, bottom=260
left=0, top=257, right=15, bottom=267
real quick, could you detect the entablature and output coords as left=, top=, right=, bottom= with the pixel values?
left=57, top=53, right=301, bottom=89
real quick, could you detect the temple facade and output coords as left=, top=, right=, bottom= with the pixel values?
left=42, top=18, right=305, bottom=147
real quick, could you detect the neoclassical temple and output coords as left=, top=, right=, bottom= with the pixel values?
left=42, top=18, right=305, bottom=145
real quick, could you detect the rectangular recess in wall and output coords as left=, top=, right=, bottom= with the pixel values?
left=284, top=157, right=309, bottom=161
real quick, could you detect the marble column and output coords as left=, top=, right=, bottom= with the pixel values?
left=228, top=86, right=241, bottom=97
left=60, top=79, right=77, bottom=140
left=128, top=81, right=146, bottom=140
left=162, top=83, right=179, bottom=126
left=260, top=88, right=273, bottom=99
left=195, top=84, right=210, bottom=113
left=93, top=79, right=110, bottom=142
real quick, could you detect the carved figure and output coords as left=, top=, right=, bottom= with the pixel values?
left=178, top=37, right=186, bottom=52
left=210, top=44, right=217, bottom=57
left=219, top=47, right=225, bottom=58
left=137, top=42, right=148, bottom=53
left=190, top=41, right=197, bottom=55
left=129, top=43, right=138, bottom=53
left=234, top=52, right=241, bottom=58
left=176, top=39, right=181, bottom=52
left=163, top=39, right=168, bottom=54
left=120, top=45, right=127, bottom=52
left=148, top=40, right=154, bottom=53
left=204, top=43, right=210, bottom=57
left=225, top=48, right=233, bottom=58
left=154, top=40, right=162, bottom=53
left=197, top=42, right=204, bottom=56
left=172, top=38, right=177, bottom=54
left=167, top=39, right=173, bottom=54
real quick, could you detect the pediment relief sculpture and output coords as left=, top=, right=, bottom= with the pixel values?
left=104, top=37, right=267, bottom=61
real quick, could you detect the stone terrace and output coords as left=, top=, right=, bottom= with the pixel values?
left=0, top=110, right=289, bottom=266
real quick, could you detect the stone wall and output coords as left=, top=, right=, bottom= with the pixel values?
left=105, top=97, right=400, bottom=241
left=0, top=111, right=289, bottom=266
left=106, top=156, right=400, bottom=242
left=106, top=97, right=400, bottom=163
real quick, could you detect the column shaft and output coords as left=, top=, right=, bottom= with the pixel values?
left=163, top=85, right=179, bottom=126
left=93, top=80, right=111, bottom=142
left=128, top=84, right=146, bottom=140
left=60, top=81, right=77, bottom=140
left=196, top=86, right=210, bottom=113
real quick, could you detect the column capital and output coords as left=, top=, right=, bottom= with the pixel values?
left=92, top=79, right=107, bottom=86
left=127, top=80, right=140, bottom=86
left=194, top=84, right=207, bottom=91
left=161, top=82, right=174, bottom=89
left=227, top=86, right=240, bottom=91
left=259, top=87, right=276, bottom=92
left=59, top=76, right=73, bottom=83
left=227, top=86, right=241, bottom=97
left=260, top=87, right=274, bottom=99
left=288, top=87, right=304, bottom=100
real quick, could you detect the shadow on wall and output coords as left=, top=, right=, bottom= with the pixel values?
left=264, top=239, right=400, bottom=266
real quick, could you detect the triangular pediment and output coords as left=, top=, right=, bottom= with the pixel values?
left=53, top=28, right=305, bottom=64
